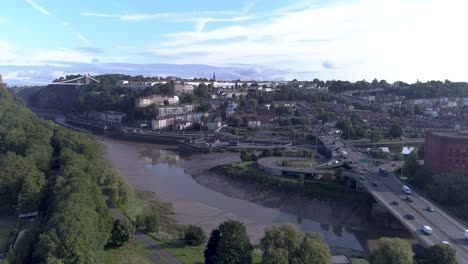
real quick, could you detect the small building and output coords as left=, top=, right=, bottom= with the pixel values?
left=135, top=95, right=179, bottom=108
left=100, top=111, right=126, bottom=124
left=248, top=120, right=262, bottom=128
left=156, top=105, right=194, bottom=118
left=152, top=118, right=171, bottom=130
left=207, top=121, right=222, bottom=131
left=174, top=83, right=195, bottom=94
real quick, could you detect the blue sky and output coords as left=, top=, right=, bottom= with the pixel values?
left=1, top=0, right=468, bottom=85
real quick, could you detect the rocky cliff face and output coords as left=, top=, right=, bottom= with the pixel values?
left=30, top=85, right=81, bottom=111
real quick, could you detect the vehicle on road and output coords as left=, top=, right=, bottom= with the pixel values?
left=340, top=150, right=348, bottom=159
left=379, top=167, right=388, bottom=177
left=465, top=230, right=468, bottom=240
left=423, top=225, right=433, bottom=235
left=405, top=213, right=415, bottom=220
left=392, top=200, right=399, bottom=205
left=426, top=206, right=435, bottom=212
left=406, top=196, right=414, bottom=202
left=442, top=241, right=451, bottom=246
left=372, top=181, right=378, bottom=187
left=402, top=185, right=412, bottom=194
left=358, top=176, right=366, bottom=181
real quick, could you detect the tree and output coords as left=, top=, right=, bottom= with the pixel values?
left=205, top=220, right=253, bottom=264
left=260, top=225, right=331, bottom=264
left=109, top=219, right=135, bottom=247
left=368, top=238, right=413, bottom=264
left=334, top=167, right=345, bottom=184
left=233, top=116, right=243, bottom=127
left=205, top=229, right=221, bottom=264
left=184, top=225, right=206, bottom=246
left=195, top=83, right=210, bottom=98
left=370, top=131, right=383, bottom=143
left=163, top=99, right=169, bottom=106
left=136, top=212, right=160, bottom=232
left=389, top=124, right=403, bottom=139
left=262, top=149, right=273, bottom=157
left=425, top=244, right=456, bottom=264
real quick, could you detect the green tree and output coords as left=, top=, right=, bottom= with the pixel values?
left=370, top=131, right=383, bottom=143
left=334, top=167, right=345, bottom=184
left=368, top=238, right=413, bottom=264
left=425, top=244, right=456, bottom=264
left=262, top=149, right=273, bottom=157
left=233, top=116, right=243, bottom=127
left=205, top=229, right=221, bottom=264
left=260, top=225, right=330, bottom=264
left=195, top=83, right=210, bottom=98
left=205, top=220, right=253, bottom=264
left=136, top=212, right=160, bottom=233
left=389, top=124, right=403, bottom=139
left=109, top=219, right=135, bottom=247
left=184, top=225, right=206, bottom=247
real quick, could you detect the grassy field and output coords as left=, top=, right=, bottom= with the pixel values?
left=351, top=257, right=369, bottom=264
left=104, top=238, right=155, bottom=264
left=280, top=160, right=320, bottom=167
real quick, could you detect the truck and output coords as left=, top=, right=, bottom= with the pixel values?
left=379, top=167, right=388, bottom=177
left=340, top=150, right=348, bottom=159
left=402, top=185, right=412, bottom=194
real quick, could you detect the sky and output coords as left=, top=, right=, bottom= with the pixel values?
left=1, top=0, right=468, bottom=85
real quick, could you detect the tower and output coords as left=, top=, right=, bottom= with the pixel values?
left=212, top=72, right=216, bottom=82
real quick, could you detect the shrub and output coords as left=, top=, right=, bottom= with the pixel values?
left=184, top=225, right=206, bottom=246
left=109, top=219, right=135, bottom=247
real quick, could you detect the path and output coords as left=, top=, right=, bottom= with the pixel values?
left=105, top=197, right=182, bottom=264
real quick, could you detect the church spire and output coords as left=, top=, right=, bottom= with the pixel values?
left=212, top=72, right=216, bottom=82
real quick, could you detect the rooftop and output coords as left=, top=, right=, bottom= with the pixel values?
left=428, top=130, right=468, bottom=139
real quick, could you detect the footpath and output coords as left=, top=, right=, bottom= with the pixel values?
left=105, top=197, right=182, bottom=264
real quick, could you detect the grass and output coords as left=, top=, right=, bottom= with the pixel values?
left=104, top=238, right=155, bottom=264
left=280, top=160, right=320, bottom=167
left=351, top=257, right=369, bottom=264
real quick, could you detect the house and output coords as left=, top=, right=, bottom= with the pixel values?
left=152, top=118, right=171, bottom=130
left=226, top=101, right=238, bottom=117
left=174, top=83, right=195, bottom=94
left=117, top=81, right=159, bottom=90
left=248, top=120, right=262, bottom=128
left=207, top=120, right=222, bottom=131
left=100, top=111, right=126, bottom=124
left=135, top=95, right=179, bottom=108
left=156, top=105, right=194, bottom=118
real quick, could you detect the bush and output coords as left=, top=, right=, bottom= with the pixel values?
left=184, top=225, right=206, bottom=246
left=136, top=212, right=160, bottom=233
left=109, top=219, right=135, bottom=247
left=262, top=149, right=273, bottom=157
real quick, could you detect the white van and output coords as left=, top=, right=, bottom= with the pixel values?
left=464, top=229, right=468, bottom=240
left=402, top=185, right=412, bottom=194
left=423, top=225, right=433, bottom=235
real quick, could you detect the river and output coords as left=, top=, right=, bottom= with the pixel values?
left=99, top=136, right=417, bottom=256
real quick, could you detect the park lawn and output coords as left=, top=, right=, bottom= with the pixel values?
left=281, top=160, right=319, bottom=167
left=104, top=238, right=155, bottom=264
left=351, top=257, right=369, bottom=264
left=153, top=237, right=262, bottom=264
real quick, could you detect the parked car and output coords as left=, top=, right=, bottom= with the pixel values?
left=406, top=196, right=414, bottom=202
left=392, top=200, right=400, bottom=205
left=405, top=213, right=415, bottom=220
left=441, top=241, right=451, bottom=246
left=426, top=206, right=435, bottom=212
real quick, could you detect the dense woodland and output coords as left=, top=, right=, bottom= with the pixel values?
left=0, top=88, right=131, bottom=263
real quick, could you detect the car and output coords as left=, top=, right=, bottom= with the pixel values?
left=426, top=206, right=435, bottom=212
left=405, top=213, right=415, bottom=220
left=406, top=196, right=414, bottom=202
left=358, top=176, right=366, bottom=181
left=392, top=200, right=400, bottom=205
left=423, top=225, right=433, bottom=235
left=441, top=241, right=451, bottom=246
left=372, top=182, right=378, bottom=187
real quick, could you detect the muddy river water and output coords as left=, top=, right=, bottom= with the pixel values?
left=100, top=137, right=412, bottom=255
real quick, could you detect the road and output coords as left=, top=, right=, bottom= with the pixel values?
left=319, top=134, right=468, bottom=263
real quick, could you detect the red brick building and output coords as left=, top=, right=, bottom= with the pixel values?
left=425, top=131, right=468, bottom=175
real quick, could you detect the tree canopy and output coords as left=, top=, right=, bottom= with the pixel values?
left=425, top=244, right=456, bottom=264
left=368, top=238, right=413, bottom=264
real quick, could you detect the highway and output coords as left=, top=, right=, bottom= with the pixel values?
left=320, top=134, right=468, bottom=263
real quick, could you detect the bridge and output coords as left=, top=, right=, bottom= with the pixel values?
left=320, top=134, right=468, bottom=263
left=49, top=74, right=100, bottom=86
left=257, top=157, right=336, bottom=177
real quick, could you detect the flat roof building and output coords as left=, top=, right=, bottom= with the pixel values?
left=425, top=131, right=468, bottom=175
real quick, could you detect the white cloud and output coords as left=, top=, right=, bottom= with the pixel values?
left=24, top=0, right=50, bottom=16
left=76, top=33, right=93, bottom=46
left=152, top=0, right=468, bottom=82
